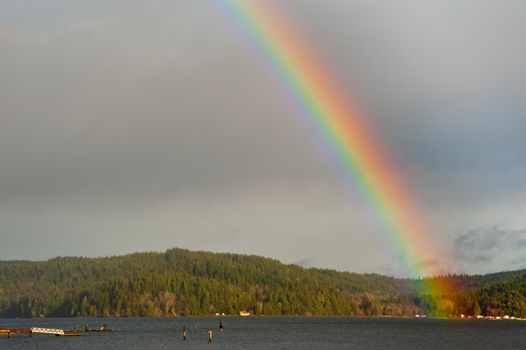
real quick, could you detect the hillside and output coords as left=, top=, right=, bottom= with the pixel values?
left=0, top=248, right=525, bottom=318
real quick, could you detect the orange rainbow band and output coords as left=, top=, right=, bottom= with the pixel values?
left=220, top=1, right=446, bottom=295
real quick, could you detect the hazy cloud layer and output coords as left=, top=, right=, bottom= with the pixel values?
left=1, top=0, right=526, bottom=275
left=452, top=226, right=526, bottom=274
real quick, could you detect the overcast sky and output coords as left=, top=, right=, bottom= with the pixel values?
left=1, top=0, right=525, bottom=276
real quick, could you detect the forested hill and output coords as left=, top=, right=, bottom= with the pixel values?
left=0, top=248, right=525, bottom=318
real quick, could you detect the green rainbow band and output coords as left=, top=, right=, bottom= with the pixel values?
left=221, top=0, right=444, bottom=293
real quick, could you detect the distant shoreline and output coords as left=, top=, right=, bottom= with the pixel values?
left=1, top=248, right=525, bottom=319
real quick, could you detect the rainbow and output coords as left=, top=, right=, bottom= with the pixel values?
left=219, top=1, right=446, bottom=293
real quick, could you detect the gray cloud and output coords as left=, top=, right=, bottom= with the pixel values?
left=293, top=257, right=318, bottom=269
left=1, top=0, right=526, bottom=275
left=452, top=226, right=526, bottom=273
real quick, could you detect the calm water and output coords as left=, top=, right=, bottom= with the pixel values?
left=1, top=317, right=525, bottom=350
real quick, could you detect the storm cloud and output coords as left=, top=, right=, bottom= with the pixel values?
left=1, top=0, right=525, bottom=275
left=452, top=226, right=526, bottom=273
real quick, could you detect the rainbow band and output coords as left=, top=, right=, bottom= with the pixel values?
left=221, top=1, right=444, bottom=293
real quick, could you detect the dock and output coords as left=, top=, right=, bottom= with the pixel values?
left=0, top=328, right=32, bottom=336
left=1, top=327, right=81, bottom=337
left=30, top=327, right=66, bottom=336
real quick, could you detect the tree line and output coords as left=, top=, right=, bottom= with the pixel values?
left=0, top=248, right=524, bottom=318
